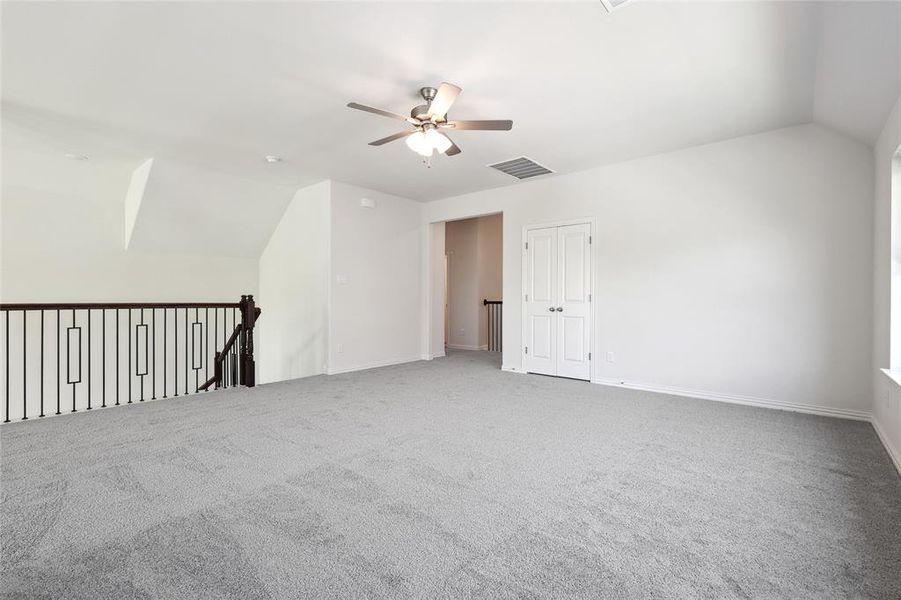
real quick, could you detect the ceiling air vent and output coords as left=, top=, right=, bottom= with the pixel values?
left=488, top=157, right=554, bottom=180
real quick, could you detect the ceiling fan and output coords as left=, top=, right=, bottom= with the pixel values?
left=347, top=82, right=513, bottom=159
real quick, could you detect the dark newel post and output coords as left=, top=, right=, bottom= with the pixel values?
left=240, top=294, right=256, bottom=387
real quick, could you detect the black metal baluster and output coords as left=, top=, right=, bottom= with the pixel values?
left=115, top=310, right=120, bottom=406
left=4, top=311, right=9, bottom=423
left=102, top=310, right=106, bottom=408
left=163, top=309, right=168, bottom=398
left=127, top=309, right=132, bottom=404
left=22, top=310, right=27, bottom=420
left=194, top=308, right=199, bottom=393
left=40, top=311, right=44, bottom=417
left=205, top=307, right=209, bottom=389
left=184, top=307, right=188, bottom=396
left=57, top=310, right=61, bottom=415
left=71, top=309, right=76, bottom=413
left=152, top=308, right=156, bottom=400
left=139, top=308, right=145, bottom=402
left=174, top=308, right=178, bottom=397
left=222, top=308, right=226, bottom=385
left=86, top=309, right=91, bottom=410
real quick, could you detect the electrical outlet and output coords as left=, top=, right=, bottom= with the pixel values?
left=606, top=351, right=615, bottom=363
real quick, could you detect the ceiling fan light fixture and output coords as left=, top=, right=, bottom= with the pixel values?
left=406, top=130, right=434, bottom=157
left=425, top=129, right=452, bottom=154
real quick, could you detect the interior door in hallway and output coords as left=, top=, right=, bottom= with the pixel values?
left=523, top=222, right=591, bottom=380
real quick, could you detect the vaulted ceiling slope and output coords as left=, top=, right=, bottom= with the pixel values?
left=1, top=1, right=899, bottom=202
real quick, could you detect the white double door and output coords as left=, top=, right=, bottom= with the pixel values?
left=523, top=223, right=591, bottom=380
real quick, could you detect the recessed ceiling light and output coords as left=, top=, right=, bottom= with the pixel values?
left=65, top=153, right=88, bottom=161
left=264, top=155, right=282, bottom=163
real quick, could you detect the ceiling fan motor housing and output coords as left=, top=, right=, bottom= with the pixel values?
left=412, top=86, right=446, bottom=122
left=411, top=104, right=432, bottom=121
left=419, top=86, right=438, bottom=102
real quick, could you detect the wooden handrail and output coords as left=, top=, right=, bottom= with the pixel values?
left=0, top=302, right=240, bottom=311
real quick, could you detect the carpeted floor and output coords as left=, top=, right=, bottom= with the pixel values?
left=1, top=350, right=900, bottom=599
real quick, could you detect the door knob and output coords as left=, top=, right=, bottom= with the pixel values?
left=556, top=307, right=563, bottom=312
left=548, top=307, right=555, bottom=312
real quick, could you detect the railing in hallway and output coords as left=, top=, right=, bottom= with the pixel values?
left=0, top=295, right=259, bottom=423
left=483, top=299, right=502, bottom=352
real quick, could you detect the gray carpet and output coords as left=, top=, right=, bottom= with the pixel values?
left=1, top=350, right=899, bottom=599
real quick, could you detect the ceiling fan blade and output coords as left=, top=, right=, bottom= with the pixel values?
left=444, top=136, right=462, bottom=156
left=427, top=82, right=462, bottom=120
left=347, top=102, right=408, bottom=121
left=446, top=120, right=513, bottom=131
left=368, top=130, right=415, bottom=146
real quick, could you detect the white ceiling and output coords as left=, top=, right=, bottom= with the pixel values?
left=1, top=1, right=897, bottom=202
left=813, top=2, right=901, bottom=145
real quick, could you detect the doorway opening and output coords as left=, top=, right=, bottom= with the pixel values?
left=428, top=213, right=503, bottom=365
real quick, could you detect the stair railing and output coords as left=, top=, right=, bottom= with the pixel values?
left=199, top=295, right=260, bottom=391
left=483, top=299, right=502, bottom=352
left=0, top=294, right=260, bottom=423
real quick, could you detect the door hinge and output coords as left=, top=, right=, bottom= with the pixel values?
left=525, top=346, right=529, bottom=355
left=588, top=352, right=592, bottom=360
left=589, top=235, right=592, bottom=244
left=525, top=241, right=529, bottom=250
left=588, top=293, right=592, bottom=302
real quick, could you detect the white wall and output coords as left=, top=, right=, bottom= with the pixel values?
left=445, top=218, right=481, bottom=350
left=1, top=147, right=258, bottom=303
left=428, top=222, right=446, bottom=359
left=423, top=124, right=874, bottom=417
left=259, top=181, right=330, bottom=384
left=874, top=93, right=901, bottom=472
left=476, top=213, right=503, bottom=348
left=328, top=181, right=421, bottom=374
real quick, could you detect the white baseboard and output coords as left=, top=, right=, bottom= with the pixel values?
left=326, top=356, right=421, bottom=375
left=593, top=377, right=872, bottom=422
left=446, top=344, right=484, bottom=351
left=872, top=416, right=901, bottom=476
